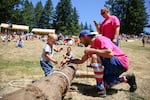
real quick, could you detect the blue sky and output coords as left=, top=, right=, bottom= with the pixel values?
left=29, top=0, right=150, bottom=32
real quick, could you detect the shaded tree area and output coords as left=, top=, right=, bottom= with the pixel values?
left=0, top=0, right=22, bottom=24
left=105, top=0, right=149, bottom=35
left=22, top=0, right=35, bottom=29
left=34, top=1, right=43, bottom=28
left=54, top=0, right=79, bottom=35
left=0, top=0, right=93, bottom=35
left=38, top=0, right=54, bottom=29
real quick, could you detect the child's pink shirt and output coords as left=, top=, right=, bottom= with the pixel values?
left=100, top=15, right=120, bottom=39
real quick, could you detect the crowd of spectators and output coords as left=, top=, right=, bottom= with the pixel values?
left=0, top=32, right=150, bottom=47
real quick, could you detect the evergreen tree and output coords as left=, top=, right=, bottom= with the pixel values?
left=84, top=22, right=88, bottom=29
left=105, top=0, right=148, bottom=35
left=34, top=1, right=43, bottom=28
left=71, top=7, right=81, bottom=35
left=55, top=0, right=78, bottom=35
left=39, top=0, right=54, bottom=29
left=11, top=1, right=24, bottom=24
left=80, top=22, right=93, bottom=31
left=89, top=24, right=94, bottom=32
left=80, top=22, right=84, bottom=30
left=55, top=0, right=72, bottom=34
left=0, top=0, right=21, bottom=23
left=22, top=0, right=35, bottom=29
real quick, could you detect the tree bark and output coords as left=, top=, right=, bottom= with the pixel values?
left=2, top=63, right=76, bottom=100
left=75, top=70, right=94, bottom=78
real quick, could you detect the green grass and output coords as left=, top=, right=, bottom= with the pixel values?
left=123, top=43, right=150, bottom=52
left=0, top=60, right=41, bottom=76
left=0, top=60, right=40, bottom=68
left=0, top=39, right=150, bottom=99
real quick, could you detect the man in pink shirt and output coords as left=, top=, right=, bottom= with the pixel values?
left=69, top=30, right=137, bottom=96
left=94, top=7, right=120, bottom=46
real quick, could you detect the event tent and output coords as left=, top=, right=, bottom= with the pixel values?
left=0, top=23, right=29, bottom=32
left=31, top=28, right=55, bottom=35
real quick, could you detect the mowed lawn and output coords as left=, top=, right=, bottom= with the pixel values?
left=0, top=39, right=150, bottom=100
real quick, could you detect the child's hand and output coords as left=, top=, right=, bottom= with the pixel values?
left=60, top=58, right=70, bottom=67
left=59, top=47, right=63, bottom=51
left=60, top=60, right=66, bottom=67
left=54, top=60, right=58, bottom=64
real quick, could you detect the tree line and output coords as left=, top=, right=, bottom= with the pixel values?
left=0, top=0, right=149, bottom=35
left=0, top=0, right=93, bottom=35
left=105, top=0, right=149, bottom=35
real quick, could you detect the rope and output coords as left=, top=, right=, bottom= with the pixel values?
left=51, top=70, right=71, bottom=89
left=0, top=96, right=2, bottom=99
left=8, top=79, right=32, bottom=88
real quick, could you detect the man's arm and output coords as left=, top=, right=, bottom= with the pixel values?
left=45, top=52, right=58, bottom=64
left=84, top=48, right=114, bottom=58
left=113, top=26, right=120, bottom=43
left=94, top=21, right=101, bottom=34
left=69, top=54, right=88, bottom=64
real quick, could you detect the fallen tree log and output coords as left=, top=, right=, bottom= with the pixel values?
left=75, top=70, right=94, bottom=78
left=2, top=63, right=76, bottom=100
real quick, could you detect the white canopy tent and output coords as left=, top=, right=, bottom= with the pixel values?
left=31, top=28, right=55, bottom=35
left=0, top=23, right=29, bottom=32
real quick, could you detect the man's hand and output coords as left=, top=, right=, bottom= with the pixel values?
left=112, top=38, right=117, bottom=44
left=94, top=20, right=98, bottom=28
left=60, top=60, right=67, bottom=67
left=69, top=59, right=80, bottom=63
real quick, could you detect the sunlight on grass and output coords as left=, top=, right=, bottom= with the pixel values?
left=0, top=60, right=39, bottom=68
left=123, top=43, right=150, bottom=51
left=0, top=39, right=150, bottom=99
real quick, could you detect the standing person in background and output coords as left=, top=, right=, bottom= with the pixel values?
left=94, top=7, right=120, bottom=46
left=142, top=35, right=147, bottom=47
left=40, top=34, right=63, bottom=76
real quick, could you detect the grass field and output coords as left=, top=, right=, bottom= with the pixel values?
left=0, top=39, right=150, bottom=100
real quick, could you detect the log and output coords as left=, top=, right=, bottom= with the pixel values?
left=2, top=63, right=76, bottom=100
left=75, top=70, right=94, bottom=78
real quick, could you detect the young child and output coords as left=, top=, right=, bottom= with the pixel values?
left=40, top=34, right=63, bottom=76
left=63, top=47, right=74, bottom=59
left=16, top=35, right=24, bottom=48
left=60, top=46, right=74, bottom=66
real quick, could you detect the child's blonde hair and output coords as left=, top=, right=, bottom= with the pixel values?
left=48, top=33, right=58, bottom=40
